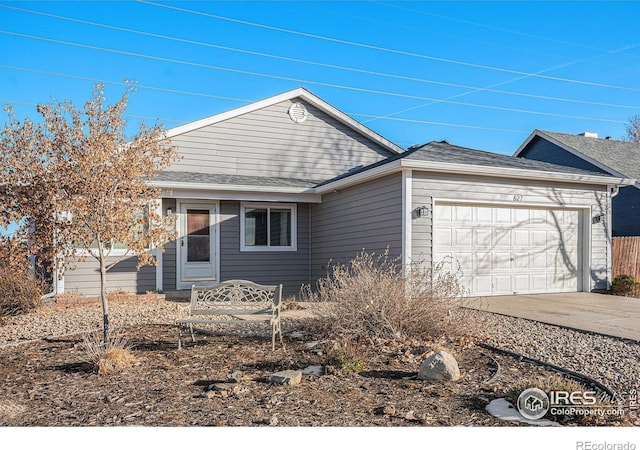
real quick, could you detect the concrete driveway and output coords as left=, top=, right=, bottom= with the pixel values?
left=466, top=292, right=640, bottom=341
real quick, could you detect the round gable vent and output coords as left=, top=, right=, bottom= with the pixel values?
left=288, top=102, right=308, bottom=123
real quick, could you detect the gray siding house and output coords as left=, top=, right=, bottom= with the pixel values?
left=515, top=130, right=640, bottom=237
left=59, top=90, right=633, bottom=298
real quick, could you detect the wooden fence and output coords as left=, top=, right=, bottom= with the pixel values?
left=612, top=236, right=640, bottom=279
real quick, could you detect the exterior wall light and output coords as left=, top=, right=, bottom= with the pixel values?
left=166, top=207, right=173, bottom=216
left=415, top=205, right=430, bottom=217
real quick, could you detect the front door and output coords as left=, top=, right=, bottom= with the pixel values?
left=177, top=202, right=218, bottom=290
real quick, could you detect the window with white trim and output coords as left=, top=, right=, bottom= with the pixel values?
left=240, top=203, right=297, bottom=251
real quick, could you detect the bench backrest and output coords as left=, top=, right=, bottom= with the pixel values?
left=189, top=279, right=282, bottom=315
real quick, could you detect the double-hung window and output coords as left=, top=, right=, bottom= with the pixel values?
left=240, top=203, right=297, bottom=251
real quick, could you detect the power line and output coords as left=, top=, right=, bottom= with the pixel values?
left=0, top=65, right=252, bottom=103
left=139, top=0, right=640, bottom=94
left=0, top=30, right=629, bottom=124
left=0, top=98, right=186, bottom=124
left=3, top=4, right=640, bottom=112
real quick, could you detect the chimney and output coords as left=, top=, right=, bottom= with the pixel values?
left=579, top=132, right=598, bottom=138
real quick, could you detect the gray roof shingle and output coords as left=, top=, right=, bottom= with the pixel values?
left=317, top=140, right=611, bottom=187
left=535, top=130, right=640, bottom=180
left=154, top=171, right=319, bottom=188
left=405, top=140, right=608, bottom=175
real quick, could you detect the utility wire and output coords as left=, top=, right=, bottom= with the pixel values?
left=139, top=0, right=640, bottom=94
left=2, top=4, right=640, bottom=112
left=0, top=30, right=628, bottom=124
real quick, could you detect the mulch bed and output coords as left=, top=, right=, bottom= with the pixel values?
left=0, top=324, right=625, bottom=427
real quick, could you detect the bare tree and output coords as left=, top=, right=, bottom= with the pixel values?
left=624, top=115, right=640, bottom=143
left=0, top=84, right=178, bottom=342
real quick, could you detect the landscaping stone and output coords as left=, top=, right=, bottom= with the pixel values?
left=267, top=370, right=302, bottom=385
left=486, top=398, right=560, bottom=427
left=227, top=370, right=244, bottom=382
left=302, top=365, right=323, bottom=376
left=417, top=350, right=461, bottom=381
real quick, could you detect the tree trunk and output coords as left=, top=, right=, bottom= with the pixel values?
left=98, top=249, right=110, bottom=345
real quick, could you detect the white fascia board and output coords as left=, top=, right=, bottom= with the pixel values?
left=150, top=180, right=314, bottom=193
left=400, top=159, right=636, bottom=187
left=313, top=160, right=403, bottom=194
left=165, top=87, right=403, bottom=155
left=158, top=186, right=322, bottom=203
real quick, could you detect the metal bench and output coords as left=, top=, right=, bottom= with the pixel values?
left=175, top=279, right=283, bottom=351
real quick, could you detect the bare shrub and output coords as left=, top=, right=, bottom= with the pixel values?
left=301, top=250, right=476, bottom=343
left=324, top=340, right=368, bottom=375
left=82, top=331, right=137, bottom=375
left=0, top=268, right=44, bottom=316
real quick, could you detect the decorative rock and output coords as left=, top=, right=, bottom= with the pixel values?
left=302, top=365, right=323, bottom=376
left=486, top=398, right=560, bottom=427
left=266, top=370, right=302, bottom=385
left=204, top=382, right=240, bottom=398
left=227, top=370, right=244, bottom=382
left=417, top=351, right=461, bottom=381
left=382, top=404, right=396, bottom=415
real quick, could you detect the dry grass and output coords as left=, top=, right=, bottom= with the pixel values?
left=0, top=400, right=27, bottom=420
left=301, top=251, right=479, bottom=344
left=81, top=331, right=137, bottom=375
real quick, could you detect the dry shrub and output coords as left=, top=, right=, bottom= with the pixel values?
left=324, top=340, right=368, bottom=375
left=0, top=268, right=44, bottom=317
left=0, top=238, right=45, bottom=316
left=82, top=331, right=137, bottom=375
left=610, top=274, right=640, bottom=297
left=301, top=250, right=476, bottom=343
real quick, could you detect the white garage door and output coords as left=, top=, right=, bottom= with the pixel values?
left=433, top=203, right=581, bottom=296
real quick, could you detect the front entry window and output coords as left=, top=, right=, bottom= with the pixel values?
left=187, top=209, right=210, bottom=262
left=241, top=203, right=296, bottom=251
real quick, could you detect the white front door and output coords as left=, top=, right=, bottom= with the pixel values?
left=176, top=202, right=219, bottom=290
left=433, top=203, right=582, bottom=296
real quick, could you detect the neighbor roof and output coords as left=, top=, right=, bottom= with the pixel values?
left=514, top=129, right=640, bottom=181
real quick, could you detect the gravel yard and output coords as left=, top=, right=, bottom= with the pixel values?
left=0, top=299, right=638, bottom=427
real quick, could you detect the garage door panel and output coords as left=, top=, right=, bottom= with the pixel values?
left=493, top=275, right=512, bottom=294
left=454, top=229, right=473, bottom=246
left=494, top=230, right=511, bottom=247
left=454, top=206, right=473, bottom=222
left=513, top=253, right=529, bottom=269
left=474, top=276, right=493, bottom=295
left=476, top=207, right=492, bottom=222
left=513, top=275, right=530, bottom=292
left=493, top=252, right=512, bottom=270
left=475, top=229, right=492, bottom=246
left=434, top=203, right=581, bottom=296
left=513, top=229, right=530, bottom=246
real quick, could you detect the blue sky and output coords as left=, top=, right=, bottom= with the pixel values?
left=1, top=1, right=640, bottom=154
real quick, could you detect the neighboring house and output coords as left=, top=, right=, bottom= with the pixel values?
left=59, top=89, right=633, bottom=298
left=515, top=130, right=640, bottom=237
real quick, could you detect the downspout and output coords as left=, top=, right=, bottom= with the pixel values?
left=606, top=185, right=620, bottom=290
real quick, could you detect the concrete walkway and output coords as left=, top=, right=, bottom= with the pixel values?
left=466, top=292, right=640, bottom=341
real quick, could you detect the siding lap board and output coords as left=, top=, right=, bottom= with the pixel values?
left=167, top=99, right=395, bottom=181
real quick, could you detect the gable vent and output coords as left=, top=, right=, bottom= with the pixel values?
left=288, top=102, right=308, bottom=123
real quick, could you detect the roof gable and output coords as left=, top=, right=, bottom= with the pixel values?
left=515, top=129, right=640, bottom=180
left=166, top=87, right=403, bottom=155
